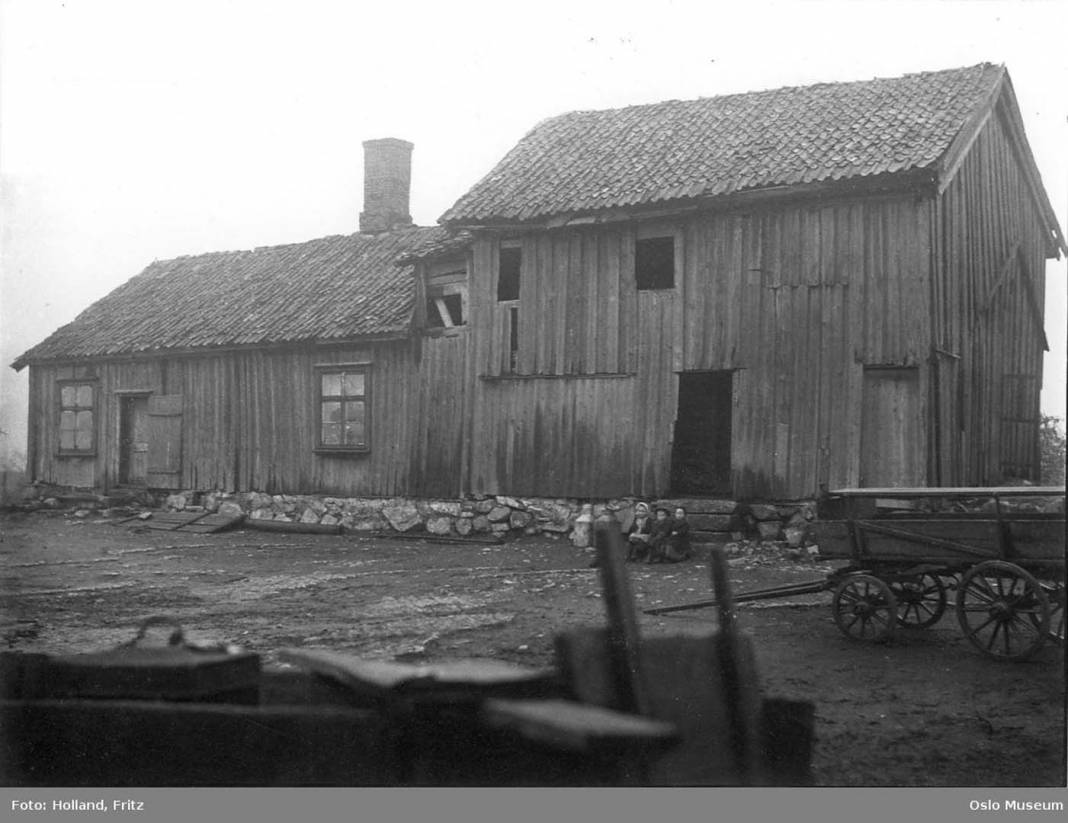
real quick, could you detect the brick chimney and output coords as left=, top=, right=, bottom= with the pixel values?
left=359, top=138, right=414, bottom=234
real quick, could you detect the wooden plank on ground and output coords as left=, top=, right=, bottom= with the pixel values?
left=278, top=649, right=556, bottom=700
left=481, top=698, right=677, bottom=754
left=135, top=511, right=244, bottom=533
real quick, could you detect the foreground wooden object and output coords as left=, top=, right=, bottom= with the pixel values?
left=1, top=522, right=813, bottom=786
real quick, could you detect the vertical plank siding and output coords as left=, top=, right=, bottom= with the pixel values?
left=936, top=104, right=1050, bottom=484
left=465, top=193, right=932, bottom=498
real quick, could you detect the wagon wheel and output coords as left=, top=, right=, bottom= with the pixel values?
left=889, top=573, right=947, bottom=629
left=832, top=574, right=898, bottom=643
left=956, top=561, right=1050, bottom=661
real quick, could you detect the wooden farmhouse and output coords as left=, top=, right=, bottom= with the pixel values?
left=13, top=64, right=1065, bottom=502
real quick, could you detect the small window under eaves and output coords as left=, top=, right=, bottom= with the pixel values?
left=427, top=292, right=465, bottom=328
left=498, top=246, right=521, bottom=301
left=636, top=235, right=675, bottom=290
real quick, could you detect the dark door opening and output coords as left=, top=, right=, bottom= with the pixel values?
left=119, top=395, right=149, bottom=486
left=670, top=371, right=733, bottom=495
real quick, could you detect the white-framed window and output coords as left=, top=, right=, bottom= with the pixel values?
left=316, top=366, right=370, bottom=452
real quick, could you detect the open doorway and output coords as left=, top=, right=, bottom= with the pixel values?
left=670, top=371, right=733, bottom=495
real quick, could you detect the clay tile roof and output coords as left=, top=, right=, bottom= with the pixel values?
left=441, top=63, right=1006, bottom=225
left=13, top=226, right=458, bottom=368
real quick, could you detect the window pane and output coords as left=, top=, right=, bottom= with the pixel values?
left=342, top=372, right=364, bottom=396
left=60, top=411, right=76, bottom=449
left=321, top=401, right=341, bottom=445
left=322, top=373, right=342, bottom=396
left=75, top=411, right=94, bottom=450
left=61, top=386, right=77, bottom=407
left=76, top=385, right=93, bottom=406
left=344, top=401, right=366, bottom=445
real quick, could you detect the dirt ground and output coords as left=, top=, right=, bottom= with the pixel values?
left=1, top=509, right=1064, bottom=787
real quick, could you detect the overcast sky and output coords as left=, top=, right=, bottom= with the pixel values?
left=1, top=0, right=1065, bottom=465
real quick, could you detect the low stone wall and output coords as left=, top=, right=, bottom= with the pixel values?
left=159, top=490, right=819, bottom=549
left=9, top=481, right=821, bottom=550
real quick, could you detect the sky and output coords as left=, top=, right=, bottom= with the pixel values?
left=1, top=0, right=1066, bottom=467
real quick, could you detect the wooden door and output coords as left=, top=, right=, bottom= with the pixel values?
left=119, top=396, right=150, bottom=485
left=147, top=394, right=184, bottom=489
left=860, top=368, right=925, bottom=487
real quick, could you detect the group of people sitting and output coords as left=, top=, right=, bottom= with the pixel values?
left=626, top=502, right=692, bottom=564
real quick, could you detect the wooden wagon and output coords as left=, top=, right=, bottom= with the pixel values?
left=649, top=487, right=1065, bottom=662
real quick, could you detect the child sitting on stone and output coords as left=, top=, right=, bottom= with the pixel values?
left=661, top=506, right=693, bottom=563
left=646, top=507, right=674, bottom=563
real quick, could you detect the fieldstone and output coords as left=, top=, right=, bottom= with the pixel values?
left=304, top=498, right=328, bottom=516
left=749, top=504, right=780, bottom=521
left=474, top=499, right=497, bottom=514
left=455, top=517, right=474, bottom=536
left=321, top=514, right=340, bottom=526
left=524, top=525, right=539, bottom=535
left=343, top=515, right=388, bottom=533
left=757, top=521, right=783, bottom=540
left=688, top=514, right=734, bottom=532
left=428, top=501, right=462, bottom=517
left=273, top=514, right=293, bottom=522
left=495, top=496, right=523, bottom=509
left=509, top=510, right=532, bottom=530
left=540, top=522, right=571, bottom=534
left=487, top=506, right=512, bottom=523
left=184, top=505, right=206, bottom=514
left=72, top=509, right=92, bottom=519
left=472, top=516, right=492, bottom=533
left=245, top=492, right=273, bottom=511
left=383, top=502, right=421, bottom=532
left=784, top=525, right=807, bottom=548
left=218, top=501, right=244, bottom=517
left=426, top=516, right=453, bottom=535
left=655, top=498, right=736, bottom=515
left=202, top=493, right=221, bottom=513
left=490, top=522, right=510, bottom=534
left=165, top=494, right=186, bottom=511
left=250, top=508, right=273, bottom=520
left=300, top=509, right=321, bottom=524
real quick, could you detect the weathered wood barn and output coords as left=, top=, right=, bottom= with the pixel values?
left=13, top=64, right=1065, bottom=501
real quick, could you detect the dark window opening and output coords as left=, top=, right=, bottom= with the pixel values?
left=636, top=235, right=675, bottom=290
left=498, top=247, right=521, bottom=301
left=427, top=292, right=465, bottom=328
left=317, top=368, right=369, bottom=451
left=509, top=306, right=519, bottom=372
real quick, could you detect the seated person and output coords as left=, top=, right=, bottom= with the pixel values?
left=646, top=507, right=674, bottom=563
left=662, top=506, right=693, bottom=563
left=626, top=502, right=654, bottom=562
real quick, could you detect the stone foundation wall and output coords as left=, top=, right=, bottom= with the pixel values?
left=11, top=482, right=821, bottom=550
left=160, top=490, right=819, bottom=549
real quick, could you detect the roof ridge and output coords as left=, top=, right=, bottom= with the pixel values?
left=551, top=62, right=1001, bottom=121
